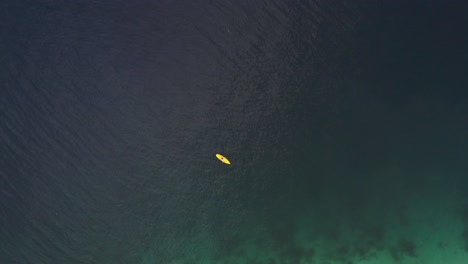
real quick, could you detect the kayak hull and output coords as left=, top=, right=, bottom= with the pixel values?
left=216, top=153, right=231, bottom=165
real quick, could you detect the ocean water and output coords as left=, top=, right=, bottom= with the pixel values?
left=1, top=1, right=467, bottom=263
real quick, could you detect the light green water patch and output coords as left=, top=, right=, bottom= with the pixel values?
left=139, top=204, right=467, bottom=263
left=139, top=174, right=467, bottom=263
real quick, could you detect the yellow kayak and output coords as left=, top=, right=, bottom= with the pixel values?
left=216, top=153, right=231, bottom=165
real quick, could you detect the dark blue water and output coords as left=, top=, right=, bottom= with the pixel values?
left=1, top=1, right=467, bottom=263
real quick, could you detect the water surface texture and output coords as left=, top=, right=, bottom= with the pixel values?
left=1, top=1, right=467, bottom=263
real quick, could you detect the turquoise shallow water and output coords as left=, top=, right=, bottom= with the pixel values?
left=1, top=1, right=467, bottom=263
